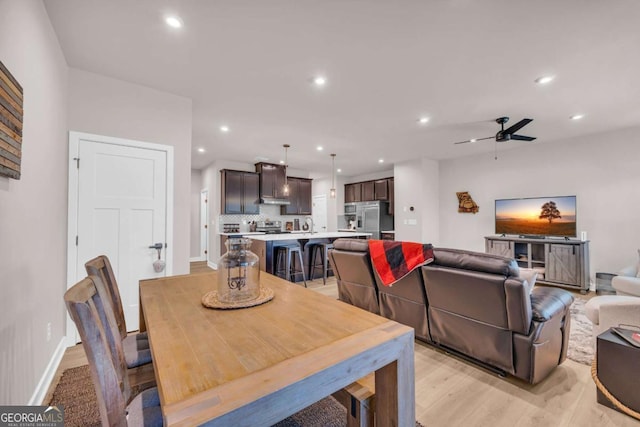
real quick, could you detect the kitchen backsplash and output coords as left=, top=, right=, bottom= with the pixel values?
left=219, top=204, right=308, bottom=233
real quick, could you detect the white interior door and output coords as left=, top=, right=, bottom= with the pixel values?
left=312, top=194, right=328, bottom=232
left=200, top=189, right=209, bottom=261
left=67, top=132, right=172, bottom=342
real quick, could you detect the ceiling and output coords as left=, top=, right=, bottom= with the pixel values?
left=44, top=0, right=640, bottom=177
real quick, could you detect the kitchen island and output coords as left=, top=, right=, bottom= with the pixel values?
left=247, top=231, right=371, bottom=278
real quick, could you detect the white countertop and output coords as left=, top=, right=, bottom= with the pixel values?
left=337, top=228, right=358, bottom=232
left=246, top=231, right=371, bottom=241
left=218, top=231, right=266, bottom=236
left=380, top=230, right=395, bottom=233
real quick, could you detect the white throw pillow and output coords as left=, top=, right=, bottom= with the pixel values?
left=518, top=267, right=538, bottom=294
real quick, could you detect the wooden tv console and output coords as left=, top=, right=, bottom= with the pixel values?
left=485, top=236, right=590, bottom=294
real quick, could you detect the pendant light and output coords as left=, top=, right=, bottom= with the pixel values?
left=282, top=144, right=290, bottom=196
left=329, top=153, right=336, bottom=199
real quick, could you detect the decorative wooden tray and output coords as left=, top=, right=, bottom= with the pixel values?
left=201, top=287, right=274, bottom=309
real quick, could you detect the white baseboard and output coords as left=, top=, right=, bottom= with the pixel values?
left=189, top=256, right=205, bottom=262
left=207, top=260, right=218, bottom=270
left=28, top=337, right=67, bottom=405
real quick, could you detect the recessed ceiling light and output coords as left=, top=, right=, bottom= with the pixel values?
left=165, top=16, right=183, bottom=29
left=470, top=138, right=477, bottom=143
left=279, top=160, right=285, bottom=164
left=378, top=159, right=384, bottom=164
left=337, top=168, right=342, bottom=173
left=219, top=125, right=229, bottom=133
left=317, top=146, right=323, bottom=151
left=535, top=75, right=554, bottom=85
left=570, top=114, right=585, bottom=120
left=313, top=76, right=327, bottom=87
left=418, top=117, right=430, bottom=124
left=197, top=147, right=205, bottom=153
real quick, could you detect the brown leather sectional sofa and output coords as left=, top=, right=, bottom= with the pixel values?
left=328, top=238, right=574, bottom=384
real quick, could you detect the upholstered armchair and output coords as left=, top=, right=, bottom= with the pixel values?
left=585, top=261, right=640, bottom=347
left=611, top=263, right=640, bottom=297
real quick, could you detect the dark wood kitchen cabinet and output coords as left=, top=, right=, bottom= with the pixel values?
left=281, top=177, right=312, bottom=215
left=221, top=170, right=260, bottom=214
left=388, top=178, right=394, bottom=215
left=345, top=183, right=362, bottom=203
left=345, top=177, right=393, bottom=204
left=361, top=181, right=375, bottom=201
left=255, top=162, right=287, bottom=200
left=374, top=179, right=388, bottom=200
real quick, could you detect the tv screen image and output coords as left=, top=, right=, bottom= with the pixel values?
left=495, top=196, right=577, bottom=237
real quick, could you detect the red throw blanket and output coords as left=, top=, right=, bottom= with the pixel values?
left=369, top=240, right=434, bottom=286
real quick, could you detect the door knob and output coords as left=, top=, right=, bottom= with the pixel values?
left=149, top=243, right=166, bottom=273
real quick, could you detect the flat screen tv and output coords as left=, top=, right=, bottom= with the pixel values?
left=495, top=196, right=577, bottom=237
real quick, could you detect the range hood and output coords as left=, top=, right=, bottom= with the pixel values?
left=260, top=197, right=290, bottom=205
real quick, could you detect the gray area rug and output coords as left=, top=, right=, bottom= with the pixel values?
left=567, top=296, right=594, bottom=365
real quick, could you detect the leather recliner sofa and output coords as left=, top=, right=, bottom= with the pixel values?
left=328, top=239, right=574, bottom=384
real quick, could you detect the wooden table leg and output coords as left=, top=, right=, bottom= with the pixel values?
left=375, top=334, right=415, bottom=426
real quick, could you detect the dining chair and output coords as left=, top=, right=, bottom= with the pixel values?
left=64, top=276, right=163, bottom=426
left=85, top=255, right=152, bottom=368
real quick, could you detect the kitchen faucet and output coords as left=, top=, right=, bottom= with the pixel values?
left=305, top=216, right=315, bottom=233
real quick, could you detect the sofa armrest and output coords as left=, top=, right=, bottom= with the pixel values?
left=612, top=275, right=640, bottom=297
left=618, top=265, right=637, bottom=278
left=530, top=287, right=574, bottom=322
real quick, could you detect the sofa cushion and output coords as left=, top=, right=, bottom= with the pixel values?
left=333, top=238, right=369, bottom=253
left=432, top=248, right=519, bottom=277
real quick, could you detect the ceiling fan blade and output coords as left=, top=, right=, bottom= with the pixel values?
left=502, top=118, right=533, bottom=135
left=453, top=136, right=493, bottom=145
left=510, top=134, right=536, bottom=141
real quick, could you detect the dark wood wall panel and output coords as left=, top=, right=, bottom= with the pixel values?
left=0, top=61, right=23, bottom=180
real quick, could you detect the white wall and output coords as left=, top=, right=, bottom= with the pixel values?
left=345, top=169, right=394, bottom=184
left=68, top=68, right=193, bottom=274
left=190, top=169, right=202, bottom=259
left=0, top=0, right=69, bottom=404
left=393, top=159, right=439, bottom=244
left=438, top=127, right=640, bottom=281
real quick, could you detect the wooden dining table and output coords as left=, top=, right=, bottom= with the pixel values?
left=139, top=271, right=415, bottom=427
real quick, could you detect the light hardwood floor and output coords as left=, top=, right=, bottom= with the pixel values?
left=48, top=263, right=638, bottom=426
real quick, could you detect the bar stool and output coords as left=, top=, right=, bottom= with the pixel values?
left=309, top=242, right=334, bottom=285
left=275, top=244, right=307, bottom=287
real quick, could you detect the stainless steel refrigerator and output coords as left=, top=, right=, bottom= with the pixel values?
left=356, top=201, right=393, bottom=240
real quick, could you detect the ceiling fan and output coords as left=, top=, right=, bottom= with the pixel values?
left=454, top=117, right=536, bottom=145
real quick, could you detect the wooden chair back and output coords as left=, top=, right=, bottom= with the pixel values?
left=85, top=255, right=127, bottom=339
left=64, top=276, right=131, bottom=427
